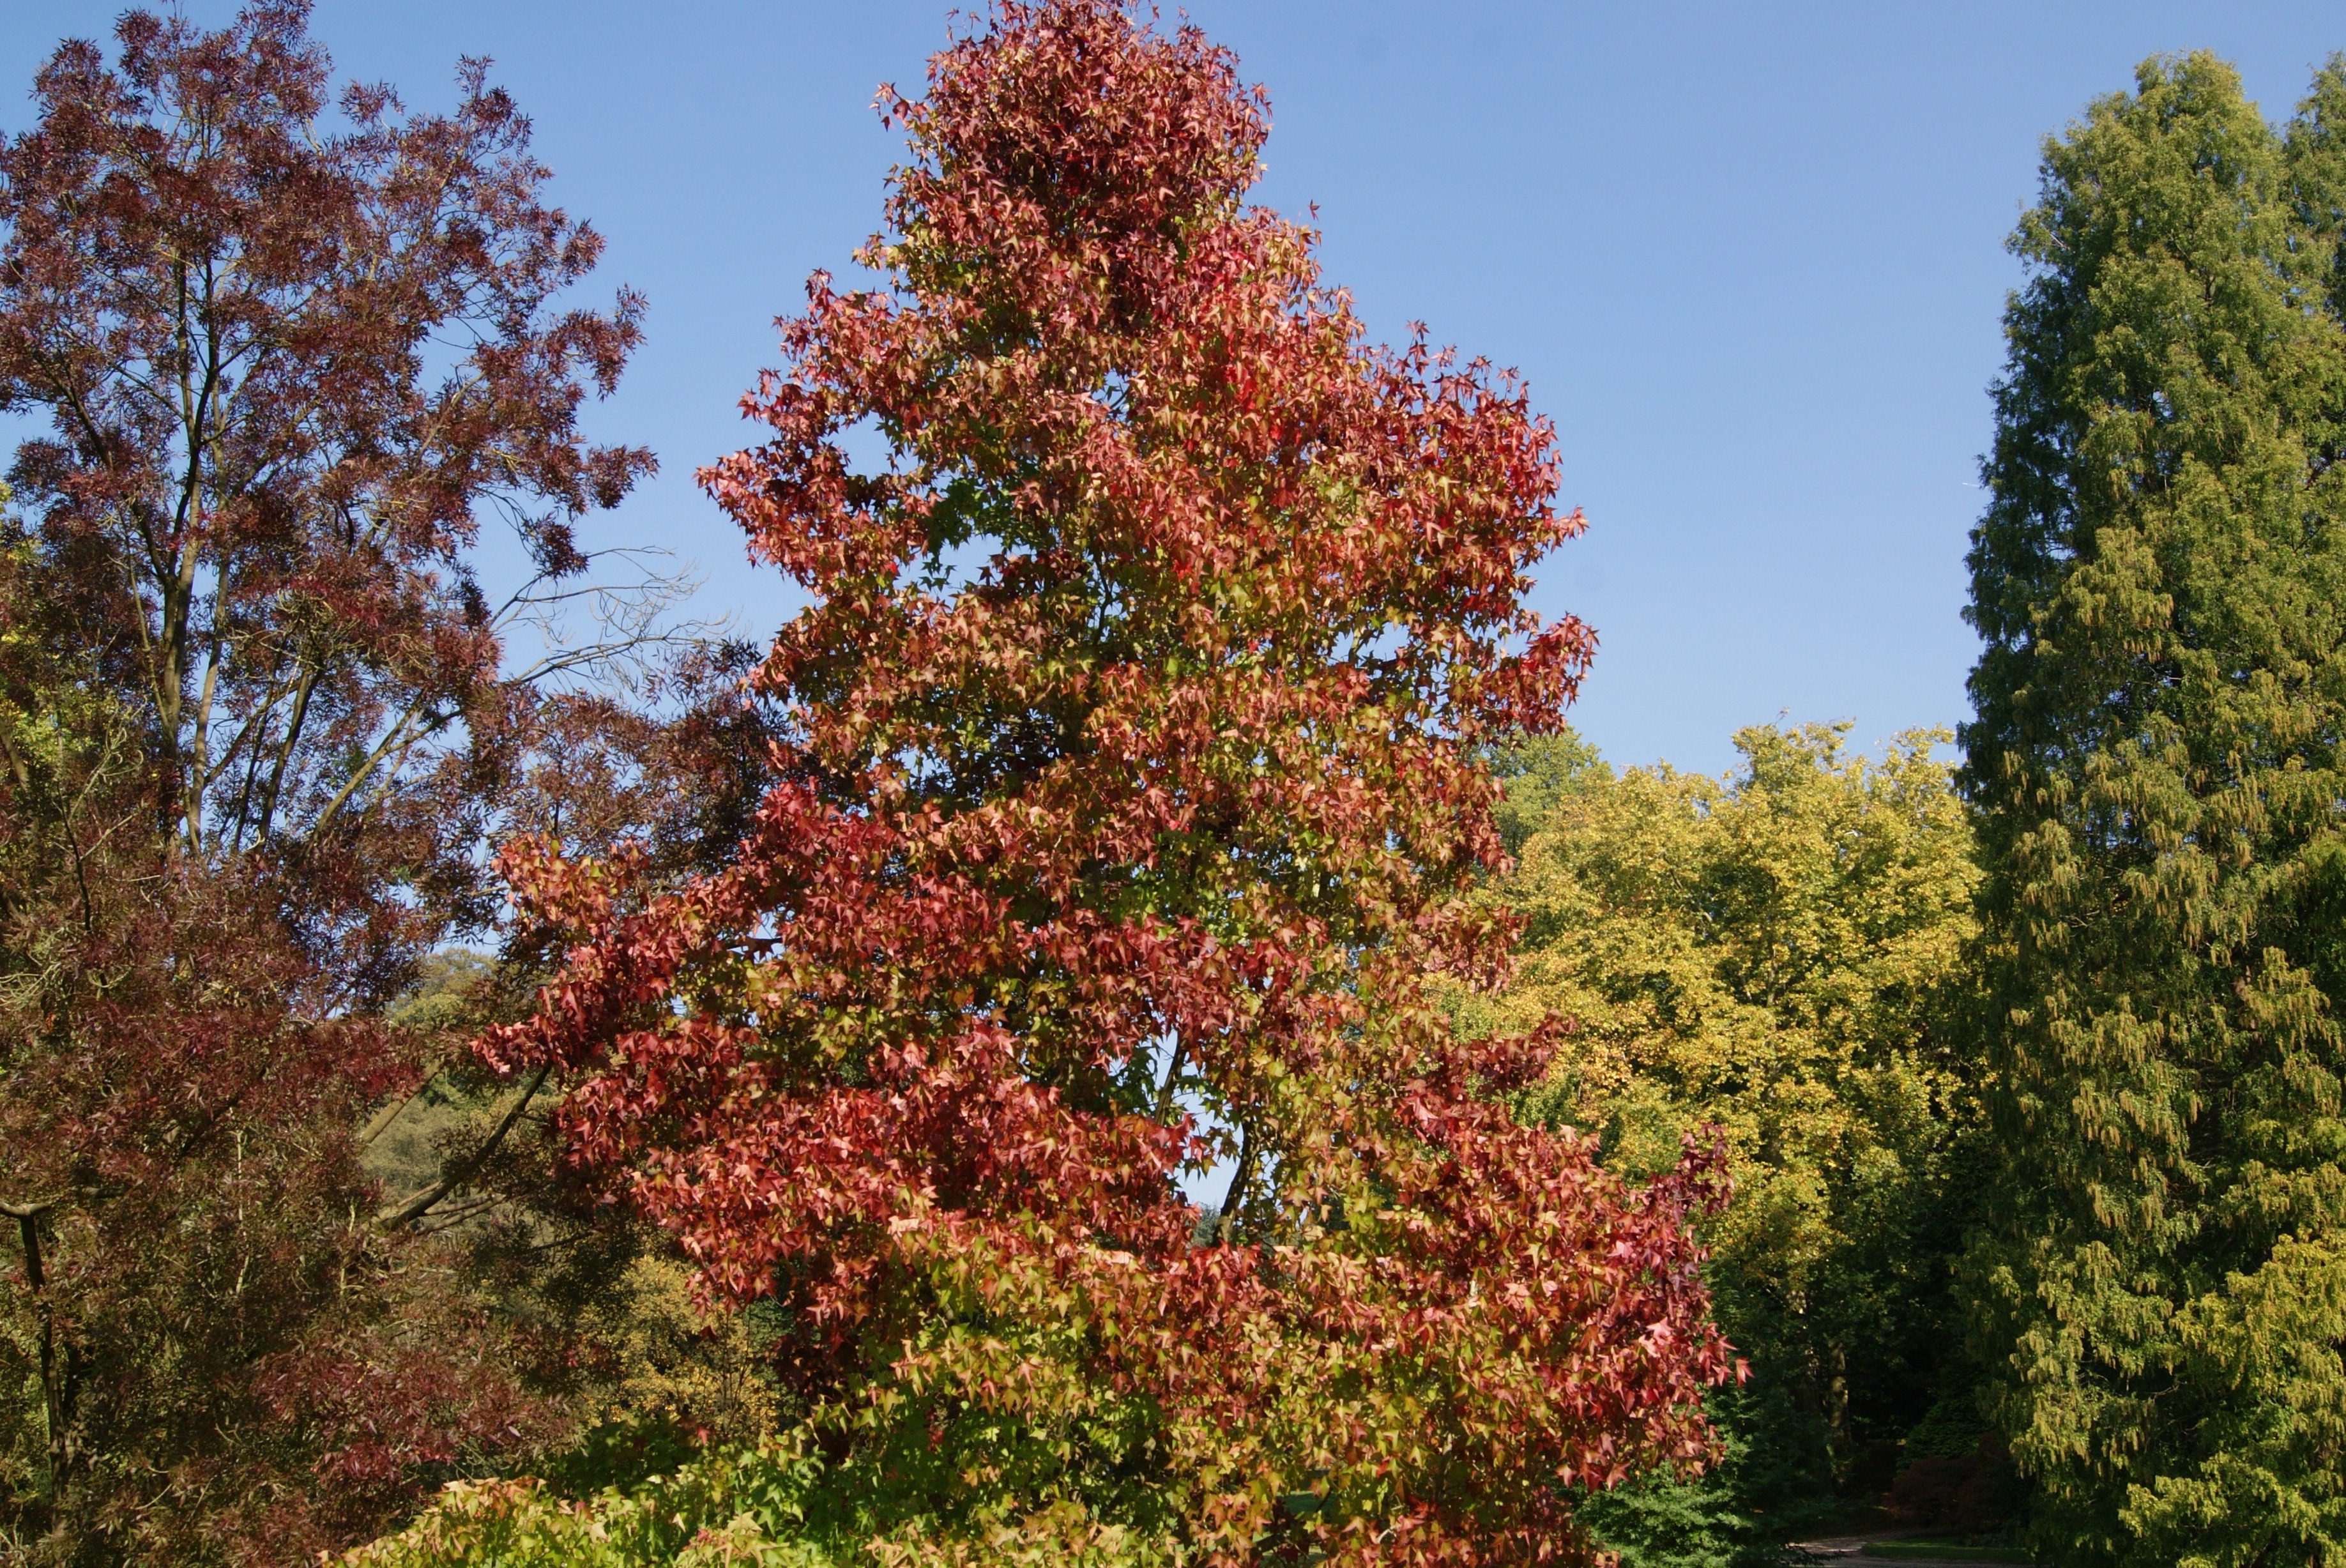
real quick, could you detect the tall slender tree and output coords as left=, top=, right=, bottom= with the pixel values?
left=0, top=6, right=694, bottom=1559
left=483, top=3, right=1735, bottom=1562
left=1962, top=52, right=2346, bottom=1567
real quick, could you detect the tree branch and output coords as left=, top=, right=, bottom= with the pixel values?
left=358, top=1067, right=441, bottom=1151
left=1217, top=1120, right=1256, bottom=1247
left=377, top=1063, right=550, bottom=1229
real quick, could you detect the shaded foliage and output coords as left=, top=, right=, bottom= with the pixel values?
left=0, top=498, right=559, bottom=1563
left=0, top=6, right=768, bottom=1561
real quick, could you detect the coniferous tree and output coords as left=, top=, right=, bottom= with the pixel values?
left=1962, top=52, right=2346, bottom=1566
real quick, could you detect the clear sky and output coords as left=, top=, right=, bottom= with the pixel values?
left=5, top=2, right=2343, bottom=777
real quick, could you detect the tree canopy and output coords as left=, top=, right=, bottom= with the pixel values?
left=1470, top=726, right=1985, bottom=1564
left=466, top=4, right=1736, bottom=1562
left=19, top=7, right=2346, bottom=1568
left=1961, top=50, right=2346, bottom=1568
left=0, top=5, right=755, bottom=1558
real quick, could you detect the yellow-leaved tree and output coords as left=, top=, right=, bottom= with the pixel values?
left=1466, top=725, right=1989, bottom=1562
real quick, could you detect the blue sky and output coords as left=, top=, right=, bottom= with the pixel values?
left=5, top=1, right=2343, bottom=777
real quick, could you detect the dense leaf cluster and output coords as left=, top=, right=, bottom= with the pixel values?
left=1469, top=727, right=1986, bottom=1564
left=15, top=4, right=2346, bottom=1568
left=1961, top=51, right=2346, bottom=1567
left=478, top=4, right=1733, bottom=1562
left=0, top=5, right=773, bottom=1560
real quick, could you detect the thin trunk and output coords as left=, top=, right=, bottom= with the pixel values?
left=1217, top=1120, right=1256, bottom=1247
left=308, top=697, right=445, bottom=846
left=165, top=255, right=229, bottom=855
left=358, top=1066, right=441, bottom=1151
left=2, top=1199, right=63, bottom=1499
left=1154, top=1035, right=1185, bottom=1122
left=164, top=257, right=203, bottom=851
left=254, top=658, right=320, bottom=846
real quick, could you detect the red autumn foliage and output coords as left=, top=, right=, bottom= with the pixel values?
left=490, top=3, right=1736, bottom=1561
left=0, top=4, right=692, bottom=1558
left=0, top=0, right=653, bottom=918
left=0, top=852, right=558, bottom=1565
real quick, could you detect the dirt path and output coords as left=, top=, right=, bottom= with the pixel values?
left=1796, top=1536, right=2028, bottom=1567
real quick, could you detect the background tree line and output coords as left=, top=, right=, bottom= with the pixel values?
left=2, top=4, right=2343, bottom=1567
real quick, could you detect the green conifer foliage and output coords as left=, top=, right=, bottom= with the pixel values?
left=1962, top=52, right=2346, bottom=1566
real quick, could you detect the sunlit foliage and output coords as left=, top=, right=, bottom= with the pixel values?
left=451, top=2, right=1737, bottom=1562
left=1961, top=50, right=2346, bottom=1568
left=1470, top=726, right=1984, bottom=1562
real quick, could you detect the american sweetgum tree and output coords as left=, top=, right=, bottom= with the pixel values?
left=491, top=3, right=1736, bottom=1560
